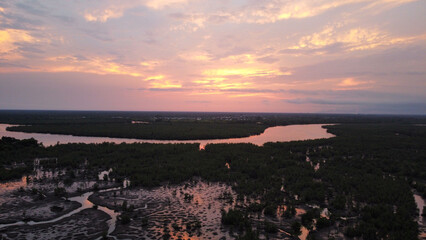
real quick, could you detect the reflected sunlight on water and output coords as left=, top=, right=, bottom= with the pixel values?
left=0, top=124, right=335, bottom=149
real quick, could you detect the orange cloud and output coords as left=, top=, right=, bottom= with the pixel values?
left=334, top=78, right=372, bottom=90
left=144, top=0, right=189, bottom=9
left=149, top=79, right=182, bottom=89
left=0, top=29, right=36, bottom=60
left=338, top=78, right=362, bottom=87
left=289, top=24, right=426, bottom=54
left=235, top=0, right=418, bottom=24
left=145, top=75, right=165, bottom=81
left=140, top=61, right=160, bottom=68
left=43, top=56, right=144, bottom=77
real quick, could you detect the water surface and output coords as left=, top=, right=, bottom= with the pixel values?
left=0, top=124, right=334, bottom=148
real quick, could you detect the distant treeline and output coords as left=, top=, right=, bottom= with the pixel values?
left=1, top=110, right=425, bottom=140
left=5, top=122, right=268, bottom=140
left=1, top=110, right=425, bottom=125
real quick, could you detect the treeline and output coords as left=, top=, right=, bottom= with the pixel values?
left=0, top=137, right=42, bottom=180
left=1, top=110, right=425, bottom=126
left=6, top=122, right=268, bottom=140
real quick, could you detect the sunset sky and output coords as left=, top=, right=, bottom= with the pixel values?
left=0, top=0, right=425, bottom=114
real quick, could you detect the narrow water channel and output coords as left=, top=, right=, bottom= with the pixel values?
left=0, top=186, right=123, bottom=238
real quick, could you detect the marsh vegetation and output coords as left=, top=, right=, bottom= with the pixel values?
left=0, top=111, right=425, bottom=239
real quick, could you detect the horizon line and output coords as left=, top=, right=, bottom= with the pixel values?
left=0, top=109, right=425, bottom=117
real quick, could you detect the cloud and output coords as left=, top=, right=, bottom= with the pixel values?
left=178, top=51, right=212, bottom=62
left=337, top=78, right=368, bottom=87
left=284, top=97, right=426, bottom=114
left=285, top=98, right=361, bottom=105
left=284, top=23, right=426, bottom=54
left=282, top=46, right=426, bottom=83
left=189, top=0, right=420, bottom=25
left=0, top=28, right=38, bottom=60
left=283, top=89, right=426, bottom=106
left=0, top=0, right=425, bottom=113
left=0, top=29, right=34, bottom=52
left=146, top=87, right=186, bottom=92
left=40, top=55, right=145, bottom=77
left=185, top=100, right=211, bottom=104
left=15, top=2, right=48, bottom=16
left=145, top=75, right=165, bottom=81
left=0, top=61, right=31, bottom=69
left=169, top=12, right=206, bottom=32
left=84, top=8, right=124, bottom=22
left=144, top=0, right=189, bottom=10
left=257, top=56, right=279, bottom=64
left=139, top=86, right=286, bottom=94
left=202, top=68, right=284, bottom=78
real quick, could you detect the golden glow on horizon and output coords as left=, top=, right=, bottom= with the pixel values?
left=150, top=80, right=182, bottom=89
left=145, top=75, right=165, bottom=81
left=339, top=78, right=362, bottom=87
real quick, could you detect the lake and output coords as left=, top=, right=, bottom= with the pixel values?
left=0, top=124, right=335, bottom=148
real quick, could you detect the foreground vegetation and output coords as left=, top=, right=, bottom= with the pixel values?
left=1, top=112, right=425, bottom=239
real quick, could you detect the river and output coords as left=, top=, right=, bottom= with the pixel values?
left=0, top=124, right=335, bottom=149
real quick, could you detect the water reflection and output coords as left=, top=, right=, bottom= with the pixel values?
left=0, top=190, right=120, bottom=235
left=0, top=176, right=27, bottom=195
left=98, top=168, right=112, bottom=181
left=414, top=193, right=426, bottom=238
left=415, top=194, right=425, bottom=221
left=0, top=124, right=335, bottom=149
left=300, top=227, right=309, bottom=240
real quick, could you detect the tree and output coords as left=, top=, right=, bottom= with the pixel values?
left=291, top=221, right=302, bottom=236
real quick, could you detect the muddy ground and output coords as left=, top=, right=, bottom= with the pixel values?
left=0, top=209, right=110, bottom=240
left=90, top=181, right=301, bottom=240
left=90, top=181, right=236, bottom=239
left=0, top=195, right=81, bottom=224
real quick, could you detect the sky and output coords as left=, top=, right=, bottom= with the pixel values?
left=0, top=0, right=425, bottom=114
